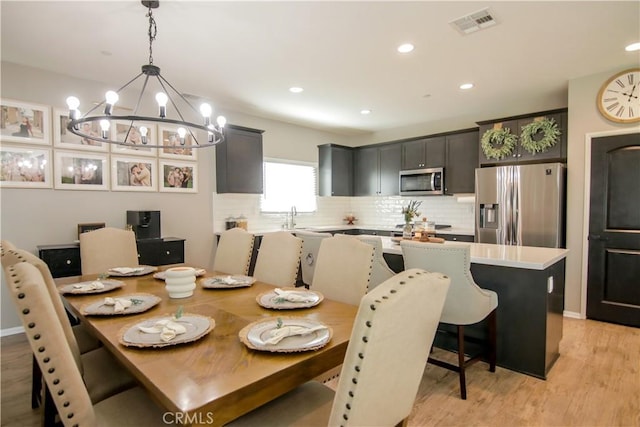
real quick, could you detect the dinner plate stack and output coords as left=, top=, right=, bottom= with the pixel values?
left=164, top=267, right=196, bottom=298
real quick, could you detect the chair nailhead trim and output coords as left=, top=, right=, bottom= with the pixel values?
left=352, top=378, right=357, bottom=384
left=348, top=391, right=354, bottom=397
left=355, top=366, right=360, bottom=372
left=43, top=357, right=50, bottom=363
left=369, top=304, right=376, bottom=310
left=343, top=414, right=349, bottom=420
left=57, top=390, right=64, bottom=396
left=346, top=403, right=351, bottom=410
left=38, top=346, right=45, bottom=353
left=22, top=308, right=29, bottom=314
left=67, top=413, right=74, bottom=419
left=17, top=293, right=25, bottom=299
left=28, top=322, right=35, bottom=328
left=34, top=334, right=41, bottom=340
left=63, top=402, right=70, bottom=407
left=48, top=368, right=55, bottom=374
left=362, top=336, right=368, bottom=343
left=365, top=321, right=372, bottom=327
left=53, top=379, right=59, bottom=385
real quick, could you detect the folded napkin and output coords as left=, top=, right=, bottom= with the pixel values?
left=138, top=319, right=187, bottom=342
left=73, top=281, right=104, bottom=291
left=265, top=324, right=327, bottom=345
left=216, top=275, right=241, bottom=285
left=273, top=288, right=315, bottom=303
left=104, top=297, right=133, bottom=313
left=110, top=267, right=144, bottom=275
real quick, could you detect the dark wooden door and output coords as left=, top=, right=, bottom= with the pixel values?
left=587, top=132, right=640, bottom=327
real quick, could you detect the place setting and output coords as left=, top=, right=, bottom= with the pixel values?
left=201, top=274, right=256, bottom=289
left=107, top=265, right=158, bottom=277
left=239, top=316, right=332, bottom=353
left=256, top=287, right=323, bottom=310
left=81, top=293, right=161, bottom=316
left=58, top=279, right=125, bottom=295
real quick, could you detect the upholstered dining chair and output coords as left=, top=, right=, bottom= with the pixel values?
left=401, top=241, right=498, bottom=400
left=213, top=227, right=255, bottom=275
left=311, top=235, right=374, bottom=306
left=5, top=261, right=165, bottom=426
left=3, top=249, right=135, bottom=423
left=228, top=268, right=451, bottom=427
left=79, top=227, right=139, bottom=275
left=295, top=230, right=332, bottom=286
left=253, top=231, right=303, bottom=287
left=335, top=234, right=395, bottom=291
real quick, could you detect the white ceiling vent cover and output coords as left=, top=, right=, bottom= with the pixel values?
left=450, top=8, right=498, bottom=35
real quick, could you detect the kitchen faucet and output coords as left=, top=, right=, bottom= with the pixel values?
left=282, top=205, right=297, bottom=229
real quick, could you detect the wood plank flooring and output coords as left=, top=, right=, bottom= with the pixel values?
left=2, top=318, right=638, bottom=426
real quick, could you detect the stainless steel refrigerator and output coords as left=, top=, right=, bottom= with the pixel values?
left=475, top=163, right=566, bottom=248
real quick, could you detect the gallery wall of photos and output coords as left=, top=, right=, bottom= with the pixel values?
left=0, top=99, right=199, bottom=193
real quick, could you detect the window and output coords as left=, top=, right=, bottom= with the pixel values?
left=261, top=159, right=317, bottom=213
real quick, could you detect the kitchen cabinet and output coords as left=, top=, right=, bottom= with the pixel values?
left=401, top=136, right=445, bottom=170
left=318, top=144, right=353, bottom=196
left=216, top=125, right=264, bottom=193
left=436, top=233, right=475, bottom=242
left=445, top=129, right=479, bottom=194
left=478, top=109, right=567, bottom=167
left=354, top=143, right=401, bottom=196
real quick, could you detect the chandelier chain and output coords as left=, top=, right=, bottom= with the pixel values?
left=146, top=7, right=157, bottom=64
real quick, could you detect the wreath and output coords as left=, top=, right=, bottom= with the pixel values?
left=481, top=127, right=518, bottom=160
left=520, top=118, right=560, bottom=154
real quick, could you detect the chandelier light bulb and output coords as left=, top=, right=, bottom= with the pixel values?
left=200, top=103, right=212, bottom=126
left=139, top=126, right=148, bottom=144
left=177, top=127, right=186, bottom=145
left=156, top=92, right=168, bottom=118
left=66, top=96, right=80, bottom=110
left=217, top=116, right=227, bottom=127
left=99, top=119, right=110, bottom=139
left=104, top=90, right=119, bottom=115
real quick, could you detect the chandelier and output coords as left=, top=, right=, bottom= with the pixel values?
left=65, top=0, right=225, bottom=149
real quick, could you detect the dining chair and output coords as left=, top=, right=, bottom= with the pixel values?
left=228, top=268, right=451, bottom=427
left=401, top=240, right=498, bottom=400
left=79, top=227, right=139, bottom=275
left=213, top=227, right=255, bottom=275
left=3, top=249, right=136, bottom=423
left=295, top=230, right=332, bottom=286
left=253, top=231, right=303, bottom=287
left=1, top=239, right=17, bottom=254
left=335, top=234, right=395, bottom=291
left=311, top=235, right=374, bottom=306
left=5, top=261, right=165, bottom=426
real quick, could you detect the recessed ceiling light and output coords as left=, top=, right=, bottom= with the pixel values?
left=625, top=42, right=640, bottom=52
left=459, top=83, right=474, bottom=90
left=289, top=87, right=304, bottom=93
left=397, top=43, right=414, bottom=54
left=360, top=109, right=372, bottom=115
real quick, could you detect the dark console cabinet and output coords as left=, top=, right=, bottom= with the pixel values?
left=37, top=244, right=82, bottom=278
left=136, top=238, right=185, bottom=266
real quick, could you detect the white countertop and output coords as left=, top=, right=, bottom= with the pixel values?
left=380, top=236, right=568, bottom=270
left=222, top=224, right=474, bottom=236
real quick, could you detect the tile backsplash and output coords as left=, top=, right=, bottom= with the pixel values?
left=213, top=193, right=474, bottom=232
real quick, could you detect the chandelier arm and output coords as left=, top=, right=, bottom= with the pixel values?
left=157, top=74, right=202, bottom=117
left=132, top=73, right=152, bottom=116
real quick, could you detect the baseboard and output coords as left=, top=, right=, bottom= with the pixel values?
left=563, top=310, right=584, bottom=319
left=0, top=326, right=25, bottom=337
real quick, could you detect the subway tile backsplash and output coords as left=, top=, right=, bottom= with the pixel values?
left=212, top=193, right=474, bottom=232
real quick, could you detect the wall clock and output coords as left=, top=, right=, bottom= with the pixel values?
left=597, top=68, right=640, bottom=124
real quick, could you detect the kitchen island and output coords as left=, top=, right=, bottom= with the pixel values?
left=381, top=236, right=569, bottom=379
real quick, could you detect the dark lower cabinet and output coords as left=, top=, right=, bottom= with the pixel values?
left=38, top=238, right=186, bottom=278
left=437, top=233, right=474, bottom=242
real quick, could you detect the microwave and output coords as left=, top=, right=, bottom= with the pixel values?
left=399, top=167, right=444, bottom=196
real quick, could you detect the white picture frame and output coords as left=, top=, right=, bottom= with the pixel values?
left=0, top=99, right=51, bottom=145
left=0, top=145, right=52, bottom=188
left=109, top=121, right=157, bottom=157
left=159, top=160, right=197, bottom=193
left=158, top=125, right=198, bottom=160
left=53, top=150, right=108, bottom=191
left=111, top=155, right=157, bottom=192
left=53, top=108, right=109, bottom=152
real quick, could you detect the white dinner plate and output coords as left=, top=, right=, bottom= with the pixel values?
left=59, top=280, right=125, bottom=295
left=256, top=288, right=323, bottom=310
left=201, top=275, right=256, bottom=289
left=239, top=317, right=332, bottom=353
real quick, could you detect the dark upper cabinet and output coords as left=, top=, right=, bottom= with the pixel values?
left=318, top=144, right=353, bottom=196
left=401, top=136, right=446, bottom=170
left=216, top=125, right=264, bottom=193
left=445, top=129, right=479, bottom=194
left=478, top=109, right=567, bottom=167
left=354, top=143, right=402, bottom=196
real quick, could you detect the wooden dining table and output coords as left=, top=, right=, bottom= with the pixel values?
left=56, top=269, right=358, bottom=426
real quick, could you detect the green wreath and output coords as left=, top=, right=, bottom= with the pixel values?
left=520, top=118, right=560, bottom=154
left=481, top=127, right=518, bottom=160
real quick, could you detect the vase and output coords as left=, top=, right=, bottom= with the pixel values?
left=403, top=222, right=413, bottom=239
left=164, top=267, right=196, bottom=298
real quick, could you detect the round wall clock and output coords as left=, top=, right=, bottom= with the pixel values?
left=597, top=68, right=640, bottom=124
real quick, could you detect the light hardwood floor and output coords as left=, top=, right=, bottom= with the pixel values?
left=1, top=317, right=638, bottom=426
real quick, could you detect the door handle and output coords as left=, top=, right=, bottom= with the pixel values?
left=588, top=234, right=609, bottom=241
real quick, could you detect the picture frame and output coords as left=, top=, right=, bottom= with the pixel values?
left=77, top=222, right=105, bottom=240
left=54, top=151, right=109, bottom=191
left=109, top=121, right=157, bottom=157
left=111, top=155, right=157, bottom=192
left=159, top=160, right=198, bottom=193
left=158, top=125, right=198, bottom=160
left=0, top=99, right=51, bottom=145
left=0, top=145, right=52, bottom=188
left=53, top=108, right=109, bottom=152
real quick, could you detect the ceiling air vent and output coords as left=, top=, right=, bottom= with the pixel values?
left=450, top=8, right=497, bottom=35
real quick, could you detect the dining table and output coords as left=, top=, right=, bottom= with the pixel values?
left=56, top=268, right=358, bottom=426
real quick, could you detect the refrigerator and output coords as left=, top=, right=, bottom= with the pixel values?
left=475, top=163, right=566, bottom=248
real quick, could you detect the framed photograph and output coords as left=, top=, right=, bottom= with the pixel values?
left=110, top=121, right=157, bottom=156
left=53, top=108, right=108, bottom=152
left=54, top=151, right=108, bottom=191
left=0, top=99, right=51, bottom=145
left=111, top=155, right=157, bottom=192
left=158, top=125, right=198, bottom=160
left=159, top=160, right=198, bottom=193
left=0, top=145, right=52, bottom=188
left=77, top=222, right=105, bottom=240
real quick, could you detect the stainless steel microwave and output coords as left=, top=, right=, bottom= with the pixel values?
left=399, top=167, right=444, bottom=196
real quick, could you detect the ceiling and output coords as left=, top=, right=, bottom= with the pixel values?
left=1, top=1, right=639, bottom=136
